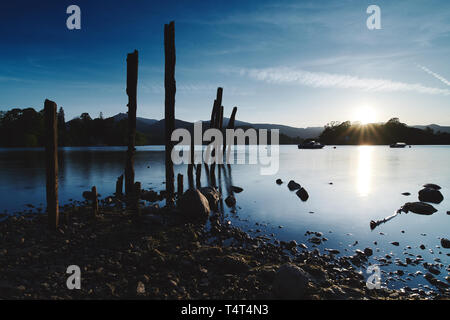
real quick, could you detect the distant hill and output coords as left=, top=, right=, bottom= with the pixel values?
left=109, top=113, right=324, bottom=139
left=111, top=113, right=159, bottom=133
left=412, top=124, right=450, bottom=134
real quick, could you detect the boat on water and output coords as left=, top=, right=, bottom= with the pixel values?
left=390, top=142, right=407, bottom=148
left=298, top=141, right=325, bottom=149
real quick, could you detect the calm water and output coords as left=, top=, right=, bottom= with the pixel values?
left=0, top=145, right=449, bottom=290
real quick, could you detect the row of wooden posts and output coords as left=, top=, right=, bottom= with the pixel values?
left=44, top=21, right=237, bottom=230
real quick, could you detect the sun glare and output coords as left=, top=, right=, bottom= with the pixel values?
left=355, top=107, right=376, bottom=125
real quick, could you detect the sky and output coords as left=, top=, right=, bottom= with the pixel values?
left=0, top=0, right=449, bottom=127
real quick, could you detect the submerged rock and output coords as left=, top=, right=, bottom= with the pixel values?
left=177, top=189, right=210, bottom=221
left=418, top=188, right=443, bottom=204
left=273, top=263, right=310, bottom=299
left=287, top=180, right=301, bottom=191
left=231, top=186, right=243, bottom=193
left=400, top=202, right=437, bottom=215
left=296, top=187, right=309, bottom=201
left=441, top=238, right=450, bottom=249
left=225, top=195, right=237, bottom=208
left=423, top=183, right=441, bottom=190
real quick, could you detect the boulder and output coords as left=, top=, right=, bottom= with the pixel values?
left=287, top=180, right=301, bottom=191
left=225, top=195, right=236, bottom=208
left=400, top=202, right=437, bottom=215
left=276, top=179, right=283, bottom=185
left=231, top=186, right=244, bottom=193
left=423, top=183, right=441, bottom=190
left=199, top=187, right=220, bottom=211
left=441, top=238, right=450, bottom=249
left=177, top=189, right=210, bottom=221
left=140, top=190, right=158, bottom=202
left=418, top=188, right=443, bottom=204
left=273, top=263, right=310, bottom=299
left=296, top=187, right=309, bottom=201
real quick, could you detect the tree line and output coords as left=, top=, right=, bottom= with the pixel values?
left=0, top=107, right=147, bottom=147
left=318, top=118, right=450, bottom=145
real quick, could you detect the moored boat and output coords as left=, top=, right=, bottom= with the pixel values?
left=298, top=141, right=324, bottom=149
left=390, top=142, right=407, bottom=148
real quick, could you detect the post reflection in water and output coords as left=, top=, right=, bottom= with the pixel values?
left=357, top=146, right=373, bottom=197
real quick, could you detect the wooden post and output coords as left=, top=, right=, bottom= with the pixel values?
left=134, top=182, right=141, bottom=215
left=224, top=106, right=238, bottom=157
left=187, top=164, right=194, bottom=189
left=116, top=174, right=123, bottom=196
left=227, top=107, right=237, bottom=129
left=210, top=164, right=216, bottom=187
left=44, top=99, right=59, bottom=230
left=196, top=164, right=202, bottom=188
left=177, top=173, right=183, bottom=197
left=164, top=21, right=176, bottom=207
left=92, top=186, right=98, bottom=217
left=125, top=50, right=138, bottom=196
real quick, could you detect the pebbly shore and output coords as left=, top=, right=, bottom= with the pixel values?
left=0, top=200, right=449, bottom=300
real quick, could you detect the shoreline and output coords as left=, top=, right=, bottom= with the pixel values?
left=1, top=200, right=448, bottom=300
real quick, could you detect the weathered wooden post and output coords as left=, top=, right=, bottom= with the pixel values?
left=177, top=173, right=183, bottom=197
left=224, top=106, right=238, bottom=158
left=44, top=99, right=59, bottom=230
left=195, top=164, right=202, bottom=188
left=164, top=21, right=176, bottom=207
left=134, top=182, right=141, bottom=215
left=92, top=186, right=98, bottom=217
left=125, top=50, right=138, bottom=196
left=187, top=165, right=194, bottom=189
left=115, top=174, right=124, bottom=196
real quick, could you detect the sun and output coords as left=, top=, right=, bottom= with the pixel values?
left=355, top=107, right=376, bottom=125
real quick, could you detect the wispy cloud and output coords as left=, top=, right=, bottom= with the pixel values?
left=235, top=67, right=450, bottom=96
left=418, top=64, right=450, bottom=87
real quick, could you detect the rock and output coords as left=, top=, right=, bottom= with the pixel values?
left=418, top=188, right=443, bottom=204
left=296, top=188, right=309, bottom=201
left=136, top=281, right=145, bottom=294
left=177, top=189, right=210, bottom=221
left=225, top=195, right=236, bottom=207
left=140, top=190, right=158, bottom=202
left=288, top=240, right=298, bottom=249
left=276, top=179, right=283, bottom=185
left=82, top=191, right=96, bottom=200
left=420, top=244, right=426, bottom=250
left=199, top=187, right=220, bottom=210
left=400, top=202, right=437, bottom=215
left=219, top=255, right=250, bottom=274
left=401, top=192, right=411, bottom=196
left=364, top=248, right=373, bottom=256
left=441, top=238, right=450, bottom=249
left=231, top=186, right=243, bottom=193
left=287, top=180, right=301, bottom=191
left=273, top=263, right=310, bottom=299
left=423, top=183, right=441, bottom=190
left=309, top=236, right=322, bottom=244
left=391, top=242, right=399, bottom=246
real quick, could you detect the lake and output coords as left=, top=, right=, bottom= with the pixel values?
left=0, top=145, right=449, bottom=291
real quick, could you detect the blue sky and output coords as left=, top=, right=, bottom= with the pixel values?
left=0, top=0, right=449, bottom=127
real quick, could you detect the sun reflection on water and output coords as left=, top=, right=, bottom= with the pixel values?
left=357, top=145, right=373, bottom=196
